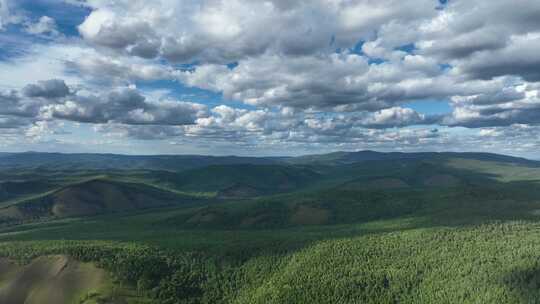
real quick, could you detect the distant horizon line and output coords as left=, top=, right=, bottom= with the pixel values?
left=1, top=149, right=538, bottom=161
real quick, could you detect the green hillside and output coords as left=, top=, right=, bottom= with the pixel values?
left=161, top=158, right=540, bottom=229
left=1, top=151, right=536, bottom=172
left=287, top=150, right=539, bottom=166
left=0, top=178, right=200, bottom=225
left=0, top=180, right=58, bottom=208
left=0, top=152, right=279, bottom=171
left=1, top=152, right=540, bottom=303
left=139, top=164, right=321, bottom=196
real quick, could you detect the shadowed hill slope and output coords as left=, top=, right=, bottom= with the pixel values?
left=165, top=158, right=540, bottom=229
left=0, top=179, right=199, bottom=224
left=2, top=155, right=540, bottom=227
left=138, top=164, right=322, bottom=196
left=0, top=180, right=57, bottom=205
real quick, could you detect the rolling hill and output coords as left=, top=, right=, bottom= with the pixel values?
left=1, top=150, right=537, bottom=172
left=156, top=157, right=540, bottom=229
left=1, top=151, right=540, bottom=303
left=288, top=150, right=539, bottom=166
left=0, top=180, right=56, bottom=204
left=0, top=152, right=280, bottom=171
left=138, top=164, right=322, bottom=196
left=2, top=152, right=540, bottom=226
left=0, top=178, right=199, bottom=224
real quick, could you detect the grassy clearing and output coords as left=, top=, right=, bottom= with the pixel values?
left=0, top=254, right=125, bottom=304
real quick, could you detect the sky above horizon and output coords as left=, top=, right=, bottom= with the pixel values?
left=0, top=0, right=539, bottom=158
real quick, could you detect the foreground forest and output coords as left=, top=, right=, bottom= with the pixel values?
left=1, top=151, right=540, bottom=303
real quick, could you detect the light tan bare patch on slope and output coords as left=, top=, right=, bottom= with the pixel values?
left=0, top=255, right=109, bottom=304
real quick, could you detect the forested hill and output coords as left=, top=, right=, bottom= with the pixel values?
left=286, top=150, right=539, bottom=166
left=0, top=152, right=280, bottom=171
left=0, top=150, right=537, bottom=171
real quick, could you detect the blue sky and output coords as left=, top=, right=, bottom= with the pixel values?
left=1, top=0, right=539, bottom=158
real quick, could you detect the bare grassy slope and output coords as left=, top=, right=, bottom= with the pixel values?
left=0, top=255, right=109, bottom=304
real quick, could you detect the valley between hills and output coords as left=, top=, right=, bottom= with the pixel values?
left=1, top=151, right=540, bottom=303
